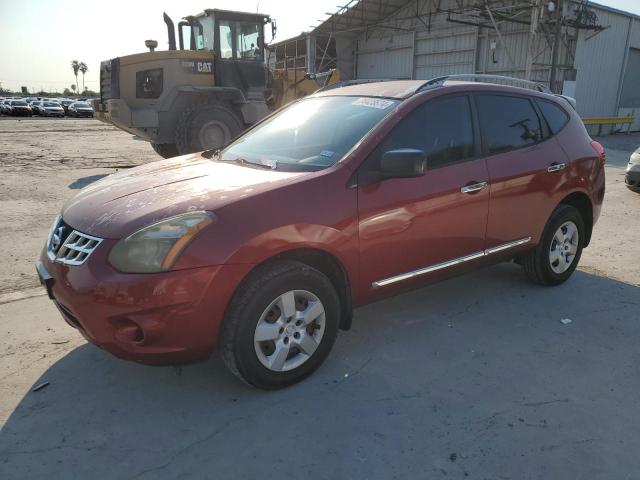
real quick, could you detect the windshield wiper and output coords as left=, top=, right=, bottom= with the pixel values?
left=228, top=157, right=277, bottom=170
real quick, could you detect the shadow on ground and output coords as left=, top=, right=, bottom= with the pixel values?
left=68, top=174, right=108, bottom=190
left=1, top=264, right=639, bottom=479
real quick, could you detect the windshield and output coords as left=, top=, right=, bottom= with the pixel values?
left=12, top=101, right=28, bottom=106
left=43, top=102, right=59, bottom=107
left=220, top=96, right=399, bottom=172
left=75, top=103, right=90, bottom=108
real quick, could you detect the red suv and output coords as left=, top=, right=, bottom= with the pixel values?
left=37, top=77, right=605, bottom=389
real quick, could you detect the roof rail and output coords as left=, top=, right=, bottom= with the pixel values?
left=315, top=78, right=392, bottom=93
left=418, top=74, right=550, bottom=93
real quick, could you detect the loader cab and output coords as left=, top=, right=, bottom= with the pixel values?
left=177, top=9, right=273, bottom=98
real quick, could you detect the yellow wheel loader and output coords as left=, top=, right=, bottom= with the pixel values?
left=94, top=9, right=337, bottom=158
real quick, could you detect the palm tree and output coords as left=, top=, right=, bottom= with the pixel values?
left=79, top=62, right=88, bottom=93
left=71, top=60, right=80, bottom=95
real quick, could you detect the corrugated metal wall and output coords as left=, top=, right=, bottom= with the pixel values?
left=414, top=29, right=476, bottom=78
left=574, top=11, right=632, bottom=118
left=330, top=0, right=639, bottom=131
left=356, top=32, right=414, bottom=79
left=345, top=0, right=579, bottom=84
left=574, top=11, right=640, bottom=132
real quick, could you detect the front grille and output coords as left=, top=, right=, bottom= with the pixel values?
left=100, top=57, right=120, bottom=102
left=47, top=215, right=103, bottom=266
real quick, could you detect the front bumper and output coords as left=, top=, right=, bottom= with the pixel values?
left=37, top=242, right=252, bottom=365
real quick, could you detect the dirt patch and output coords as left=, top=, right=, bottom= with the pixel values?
left=0, top=118, right=158, bottom=294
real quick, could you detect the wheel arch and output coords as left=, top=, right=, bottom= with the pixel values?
left=557, top=190, right=594, bottom=247
left=230, top=248, right=354, bottom=331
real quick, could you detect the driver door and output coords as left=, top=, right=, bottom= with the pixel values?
left=357, top=94, right=490, bottom=301
left=214, top=18, right=267, bottom=97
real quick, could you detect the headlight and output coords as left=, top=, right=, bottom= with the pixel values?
left=108, top=211, right=215, bottom=273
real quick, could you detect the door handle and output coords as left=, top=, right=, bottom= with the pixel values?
left=547, top=162, right=566, bottom=173
left=460, top=181, right=488, bottom=194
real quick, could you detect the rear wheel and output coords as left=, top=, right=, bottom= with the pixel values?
left=175, top=105, right=243, bottom=155
left=150, top=142, right=179, bottom=159
left=521, top=204, right=585, bottom=286
left=219, top=260, right=340, bottom=390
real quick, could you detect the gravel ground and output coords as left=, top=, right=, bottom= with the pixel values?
left=0, top=119, right=639, bottom=479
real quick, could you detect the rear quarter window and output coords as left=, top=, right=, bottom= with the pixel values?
left=536, top=99, right=569, bottom=135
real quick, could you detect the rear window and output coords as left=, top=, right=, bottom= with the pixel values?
left=476, top=94, right=542, bottom=154
left=536, top=99, right=569, bottom=135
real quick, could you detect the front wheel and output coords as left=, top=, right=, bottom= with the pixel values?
left=521, top=204, right=585, bottom=286
left=219, top=260, right=340, bottom=390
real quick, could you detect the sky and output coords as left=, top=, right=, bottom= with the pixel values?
left=1, top=0, right=639, bottom=93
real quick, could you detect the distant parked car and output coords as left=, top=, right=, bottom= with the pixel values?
left=39, top=101, right=65, bottom=117
left=68, top=102, right=94, bottom=118
left=30, top=101, right=43, bottom=115
left=59, top=99, right=73, bottom=114
left=8, top=100, right=32, bottom=116
left=0, top=99, right=12, bottom=114
left=626, top=147, right=640, bottom=193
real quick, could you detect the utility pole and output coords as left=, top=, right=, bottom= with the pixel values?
left=549, top=0, right=563, bottom=93
left=525, top=0, right=542, bottom=80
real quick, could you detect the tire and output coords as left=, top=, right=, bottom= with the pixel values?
left=219, top=260, right=340, bottom=390
left=150, top=142, right=179, bottom=159
left=521, top=204, right=585, bottom=286
left=175, top=105, right=243, bottom=155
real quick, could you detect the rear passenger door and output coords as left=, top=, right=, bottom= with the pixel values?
left=476, top=93, right=570, bottom=250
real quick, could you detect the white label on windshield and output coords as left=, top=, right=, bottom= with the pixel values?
left=352, top=97, right=394, bottom=109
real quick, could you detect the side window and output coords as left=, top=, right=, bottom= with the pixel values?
left=236, top=22, right=262, bottom=60
left=219, top=21, right=234, bottom=59
left=476, top=95, right=542, bottom=154
left=372, top=95, right=475, bottom=170
left=536, top=99, right=569, bottom=135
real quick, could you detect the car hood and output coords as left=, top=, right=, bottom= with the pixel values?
left=61, top=153, right=305, bottom=239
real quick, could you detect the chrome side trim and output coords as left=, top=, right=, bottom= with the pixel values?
left=485, top=236, right=532, bottom=255
left=372, top=251, right=485, bottom=288
left=372, top=237, right=532, bottom=288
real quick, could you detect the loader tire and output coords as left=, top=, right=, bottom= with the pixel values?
left=175, top=105, right=243, bottom=155
left=150, top=142, right=179, bottom=159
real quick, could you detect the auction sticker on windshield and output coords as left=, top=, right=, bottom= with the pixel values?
left=351, top=97, right=395, bottom=109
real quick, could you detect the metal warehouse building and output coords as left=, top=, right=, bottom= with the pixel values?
left=298, top=0, right=640, bottom=133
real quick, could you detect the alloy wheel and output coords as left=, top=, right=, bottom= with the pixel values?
left=254, top=290, right=326, bottom=372
left=549, top=221, right=579, bottom=274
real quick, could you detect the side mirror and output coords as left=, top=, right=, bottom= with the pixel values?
left=379, top=149, right=427, bottom=180
left=271, top=19, right=278, bottom=41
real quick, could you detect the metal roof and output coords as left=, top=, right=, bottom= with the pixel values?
left=313, top=0, right=410, bottom=35
left=310, top=0, right=640, bottom=35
